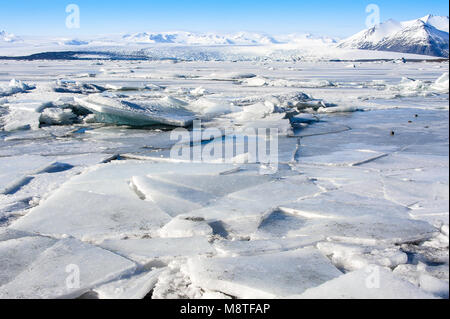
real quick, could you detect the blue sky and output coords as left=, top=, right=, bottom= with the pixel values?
left=0, top=0, right=448, bottom=37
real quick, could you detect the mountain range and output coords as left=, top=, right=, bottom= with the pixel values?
left=338, top=15, right=449, bottom=57
left=121, top=31, right=280, bottom=45
left=1, top=15, right=449, bottom=58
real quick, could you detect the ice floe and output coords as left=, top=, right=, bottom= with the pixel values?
left=39, top=108, right=78, bottom=125
left=0, top=237, right=136, bottom=299
left=186, top=248, right=342, bottom=298
left=75, top=94, right=196, bottom=127
left=317, top=241, right=408, bottom=271
left=0, top=80, right=35, bottom=97
left=93, top=268, right=164, bottom=299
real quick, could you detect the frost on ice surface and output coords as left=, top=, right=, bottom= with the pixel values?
left=1, top=101, right=43, bottom=131
left=53, top=80, right=106, bottom=94
left=0, top=234, right=57, bottom=286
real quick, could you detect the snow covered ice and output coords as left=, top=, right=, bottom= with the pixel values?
left=0, top=46, right=448, bottom=299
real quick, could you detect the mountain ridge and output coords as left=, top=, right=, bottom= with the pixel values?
left=339, top=15, right=449, bottom=57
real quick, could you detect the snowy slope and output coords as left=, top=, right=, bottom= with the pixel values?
left=419, top=14, right=449, bottom=33
left=339, top=15, right=449, bottom=57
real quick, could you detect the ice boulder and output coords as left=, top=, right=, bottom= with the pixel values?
left=430, top=72, right=449, bottom=93
left=0, top=80, right=35, bottom=97
left=39, top=108, right=78, bottom=125
left=1, top=101, right=45, bottom=132
left=75, top=94, right=196, bottom=127
left=53, top=80, right=106, bottom=94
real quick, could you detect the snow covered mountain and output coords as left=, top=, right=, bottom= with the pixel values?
left=121, top=31, right=279, bottom=45
left=339, top=15, right=449, bottom=57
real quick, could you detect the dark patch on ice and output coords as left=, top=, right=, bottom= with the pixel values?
left=401, top=243, right=449, bottom=266
left=72, top=127, right=95, bottom=134
left=54, top=83, right=107, bottom=94
left=293, top=121, right=352, bottom=138
left=258, top=210, right=306, bottom=237
left=77, top=291, right=99, bottom=299
left=293, top=138, right=302, bottom=162
left=208, top=220, right=229, bottom=238
left=290, top=115, right=320, bottom=126
left=219, top=167, right=242, bottom=176
left=143, top=289, right=154, bottom=299
left=101, top=154, right=122, bottom=163
left=38, top=162, right=74, bottom=174
left=144, top=260, right=167, bottom=269
left=2, top=176, right=34, bottom=195
left=185, top=216, right=205, bottom=222
left=129, top=181, right=146, bottom=200
left=189, top=135, right=216, bottom=147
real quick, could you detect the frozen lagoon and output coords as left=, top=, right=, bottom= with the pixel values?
left=0, top=59, right=448, bottom=299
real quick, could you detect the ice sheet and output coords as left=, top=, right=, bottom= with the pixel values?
left=187, top=248, right=342, bottom=298
left=75, top=94, right=196, bottom=127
